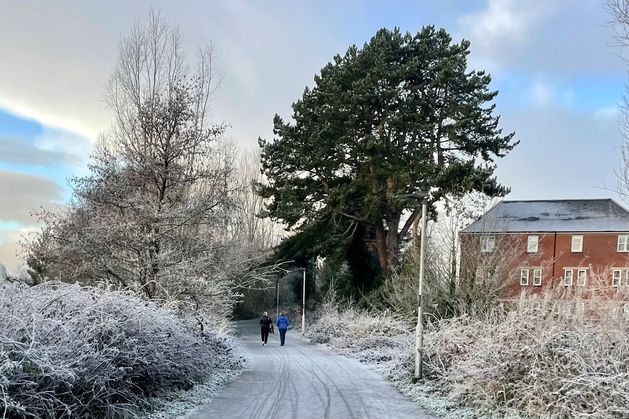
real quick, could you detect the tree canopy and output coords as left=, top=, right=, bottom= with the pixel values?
left=259, top=26, right=517, bottom=274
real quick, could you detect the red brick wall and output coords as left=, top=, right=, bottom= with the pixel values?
left=460, top=232, right=629, bottom=299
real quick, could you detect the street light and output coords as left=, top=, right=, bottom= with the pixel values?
left=397, top=191, right=428, bottom=381
left=416, top=199, right=427, bottom=380
left=301, top=267, right=306, bottom=335
left=276, top=276, right=280, bottom=320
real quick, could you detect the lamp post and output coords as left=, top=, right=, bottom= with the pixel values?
left=397, top=192, right=428, bottom=381
left=301, top=267, right=306, bottom=335
left=415, top=199, right=427, bottom=381
left=275, top=276, right=281, bottom=320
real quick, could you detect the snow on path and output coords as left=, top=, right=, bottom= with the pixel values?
left=187, top=320, right=435, bottom=419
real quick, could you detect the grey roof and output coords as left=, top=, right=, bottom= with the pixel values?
left=462, top=199, right=629, bottom=233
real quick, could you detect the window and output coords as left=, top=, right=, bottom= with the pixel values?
left=618, top=235, right=629, bottom=252
left=577, top=269, right=587, bottom=287
left=571, top=235, right=583, bottom=252
left=533, top=268, right=542, bottom=286
left=564, top=269, right=573, bottom=287
left=481, top=235, right=495, bottom=253
left=613, top=270, right=621, bottom=287
left=520, top=269, right=529, bottom=286
left=611, top=268, right=629, bottom=287
left=527, top=235, right=539, bottom=253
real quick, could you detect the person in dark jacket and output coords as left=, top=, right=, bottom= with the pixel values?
left=259, top=312, right=273, bottom=346
left=276, top=312, right=290, bottom=346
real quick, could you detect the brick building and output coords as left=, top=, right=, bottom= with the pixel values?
left=459, top=199, right=629, bottom=298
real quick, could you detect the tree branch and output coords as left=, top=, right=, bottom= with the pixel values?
left=399, top=206, right=423, bottom=240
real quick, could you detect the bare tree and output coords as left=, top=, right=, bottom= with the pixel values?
left=23, top=12, right=273, bottom=325
left=229, top=148, right=285, bottom=251
left=383, top=193, right=518, bottom=319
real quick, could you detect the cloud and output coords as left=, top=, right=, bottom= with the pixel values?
left=594, top=106, right=620, bottom=121
left=457, top=0, right=557, bottom=72
left=457, top=0, right=621, bottom=77
left=0, top=136, right=80, bottom=167
left=459, top=0, right=544, bottom=44
left=518, top=78, right=577, bottom=109
left=0, top=170, right=63, bottom=270
left=526, top=79, right=555, bottom=107
left=0, top=170, right=64, bottom=225
left=495, top=106, right=622, bottom=200
left=0, top=224, right=39, bottom=272
left=33, top=128, right=93, bottom=176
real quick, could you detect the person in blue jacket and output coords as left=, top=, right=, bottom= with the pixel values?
left=276, top=312, right=290, bottom=346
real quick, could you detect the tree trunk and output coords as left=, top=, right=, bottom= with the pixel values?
left=374, top=217, right=401, bottom=275
left=386, top=216, right=401, bottom=270
left=374, top=221, right=389, bottom=273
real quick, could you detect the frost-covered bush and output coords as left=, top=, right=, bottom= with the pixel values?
left=306, top=300, right=414, bottom=378
left=423, top=299, right=629, bottom=418
left=0, top=281, right=241, bottom=418
left=308, top=296, right=629, bottom=418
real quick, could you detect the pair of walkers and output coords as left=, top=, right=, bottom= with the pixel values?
left=259, top=311, right=290, bottom=346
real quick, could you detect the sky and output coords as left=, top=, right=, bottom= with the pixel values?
left=0, top=0, right=626, bottom=271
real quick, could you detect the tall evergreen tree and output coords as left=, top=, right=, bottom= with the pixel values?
left=259, top=27, right=517, bottom=274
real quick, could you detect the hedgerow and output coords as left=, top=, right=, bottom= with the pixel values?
left=306, top=296, right=629, bottom=418
left=0, top=281, right=241, bottom=418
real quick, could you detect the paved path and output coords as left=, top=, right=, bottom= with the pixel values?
left=188, top=320, right=434, bottom=419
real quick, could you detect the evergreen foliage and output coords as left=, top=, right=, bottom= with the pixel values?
left=259, top=26, right=517, bottom=276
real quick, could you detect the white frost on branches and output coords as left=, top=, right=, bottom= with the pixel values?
left=0, top=281, right=242, bottom=418
left=307, top=295, right=629, bottom=418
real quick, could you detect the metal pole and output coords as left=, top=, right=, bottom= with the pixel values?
left=414, top=200, right=427, bottom=381
left=302, top=268, right=306, bottom=335
left=276, top=277, right=280, bottom=320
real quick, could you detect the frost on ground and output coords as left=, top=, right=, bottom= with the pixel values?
left=306, top=297, right=629, bottom=419
left=146, top=350, right=244, bottom=419
left=0, top=281, right=243, bottom=418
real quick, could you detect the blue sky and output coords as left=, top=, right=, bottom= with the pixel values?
left=0, top=0, right=626, bottom=270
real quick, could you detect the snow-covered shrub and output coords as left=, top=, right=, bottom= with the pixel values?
left=0, top=281, right=242, bottom=418
left=306, top=299, right=414, bottom=377
left=308, top=295, right=629, bottom=418
left=423, top=297, right=629, bottom=418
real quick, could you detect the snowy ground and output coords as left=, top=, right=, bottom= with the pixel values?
left=187, top=320, right=434, bottom=419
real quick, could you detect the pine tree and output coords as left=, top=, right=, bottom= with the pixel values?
left=259, top=26, right=517, bottom=274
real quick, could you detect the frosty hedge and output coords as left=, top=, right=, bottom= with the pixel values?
left=307, top=299, right=629, bottom=418
left=0, top=282, right=240, bottom=418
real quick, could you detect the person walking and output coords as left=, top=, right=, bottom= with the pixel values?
left=259, top=311, right=273, bottom=346
left=276, top=312, right=290, bottom=346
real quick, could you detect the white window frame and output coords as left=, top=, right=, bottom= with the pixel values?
left=533, top=268, right=542, bottom=286
left=527, top=235, right=539, bottom=253
left=612, top=269, right=621, bottom=287
left=520, top=269, right=529, bottom=286
left=618, top=235, right=629, bottom=252
left=564, top=269, right=573, bottom=287
left=481, top=235, right=495, bottom=253
left=571, top=235, right=583, bottom=252
left=577, top=269, right=587, bottom=287
left=626, top=270, right=629, bottom=287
